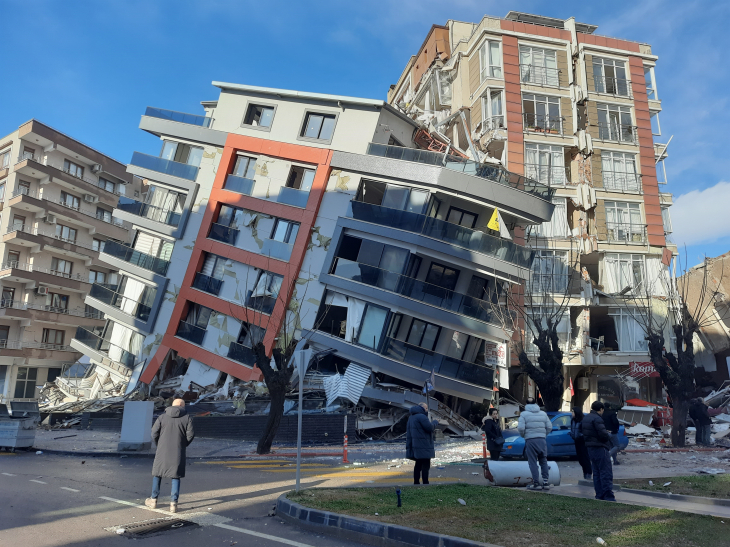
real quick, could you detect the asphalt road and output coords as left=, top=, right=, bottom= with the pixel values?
left=0, top=451, right=379, bottom=547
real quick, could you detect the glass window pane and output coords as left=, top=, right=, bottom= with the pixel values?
left=304, top=114, right=323, bottom=138
left=260, top=107, right=274, bottom=127
left=357, top=305, right=388, bottom=349
left=161, top=141, right=177, bottom=161
left=379, top=246, right=409, bottom=273
left=319, top=116, right=336, bottom=140
left=421, top=324, right=440, bottom=351
left=407, top=319, right=426, bottom=345
left=287, top=223, right=299, bottom=243
left=300, top=169, right=315, bottom=192
left=406, top=189, right=429, bottom=214
left=382, top=185, right=409, bottom=210
left=272, top=220, right=289, bottom=242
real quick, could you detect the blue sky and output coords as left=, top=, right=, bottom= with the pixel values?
left=1, top=0, right=727, bottom=266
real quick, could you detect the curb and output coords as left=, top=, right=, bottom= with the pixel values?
left=31, top=448, right=350, bottom=461
left=577, top=479, right=730, bottom=507
left=276, top=492, right=503, bottom=547
left=577, top=479, right=622, bottom=490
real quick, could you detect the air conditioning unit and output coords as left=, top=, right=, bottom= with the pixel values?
left=83, top=194, right=98, bottom=203
left=576, top=377, right=590, bottom=391
left=91, top=164, right=102, bottom=173
left=43, top=214, right=57, bottom=224
left=37, top=287, right=49, bottom=296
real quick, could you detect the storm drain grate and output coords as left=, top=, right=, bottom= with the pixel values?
left=116, top=517, right=199, bottom=537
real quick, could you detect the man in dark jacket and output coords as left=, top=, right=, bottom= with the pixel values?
left=690, top=398, right=712, bottom=445
left=406, top=403, right=438, bottom=484
left=145, top=399, right=195, bottom=513
left=602, top=403, right=621, bottom=465
left=482, top=408, right=504, bottom=461
left=583, top=401, right=615, bottom=501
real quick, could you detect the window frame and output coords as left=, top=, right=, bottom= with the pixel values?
left=14, top=366, right=38, bottom=399
left=0, top=149, right=10, bottom=169
left=478, top=39, right=503, bottom=81
left=481, top=87, right=505, bottom=130
left=297, top=110, right=339, bottom=145
left=241, top=101, right=277, bottom=132
left=270, top=218, right=300, bottom=244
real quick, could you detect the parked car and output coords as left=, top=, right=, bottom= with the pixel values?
left=500, top=412, right=628, bottom=458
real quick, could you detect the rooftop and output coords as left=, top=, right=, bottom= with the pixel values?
left=504, top=11, right=597, bottom=34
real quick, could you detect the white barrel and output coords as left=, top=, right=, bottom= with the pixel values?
left=483, top=460, right=561, bottom=487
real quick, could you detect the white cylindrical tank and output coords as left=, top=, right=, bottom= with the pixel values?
left=483, top=460, right=561, bottom=487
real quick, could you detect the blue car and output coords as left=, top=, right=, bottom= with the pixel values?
left=501, top=412, right=629, bottom=459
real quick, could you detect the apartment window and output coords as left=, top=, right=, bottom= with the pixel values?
left=42, top=328, right=65, bottom=346
left=86, top=304, right=102, bottom=319
left=406, top=319, right=441, bottom=351
left=185, top=303, right=212, bottom=329
left=96, top=207, right=112, bottom=223
left=47, top=367, right=62, bottom=382
left=479, top=40, right=502, bottom=80
left=522, top=94, right=561, bottom=133
left=526, top=308, right=570, bottom=353
left=89, top=270, right=107, bottom=284
left=51, top=257, right=73, bottom=277
left=247, top=271, right=283, bottom=314
left=48, top=292, right=69, bottom=311
left=92, top=238, right=105, bottom=252
left=270, top=219, right=300, bottom=244
left=596, top=104, right=634, bottom=142
left=63, top=159, right=84, bottom=178
left=160, top=141, right=203, bottom=167
left=23, top=146, right=36, bottom=157
left=644, top=66, right=656, bottom=100
left=530, top=250, right=569, bottom=294
left=446, top=207, right=477, bottom=229
left=356, top=179, right=430, bottom=214
left=12, top=214, right=26, bottom=231
left=0, top=325, right=8, bottom=344
left=285, top=166, right=316, bottom=191
left=7, top=250, right=20, bottom=266
left=55, top=224, right=77, bottom=243
left=60, top=191, right=80, bottom=210
left=216, top=204, right=244, bottom=229
left=0, top=150, right=10, bottom=169
left=608, top=308, right=648, bottom=352
left=232, top=155, right=257, bottom=179
left=424, top=262, right=459, bottom=291
left=604, top=253, right=645, bottom=294
left=525, top=143, right=566, bottom=186
left=14, top=367, right=38, bottom=399
left=593, top=57, right=629, bottom=96
left=481, top=89, right=505, bottom=130
left=18, top=180, right=30, bottom=195
left=662, top=207, right=672, bottom=234
left=242, top=104, right=275, bottom=128
left=601, top=152, right=639, bottom=192
left=200, top=253, right=226, bottom=279
left=519, top=46, right=559, bottom=86
left=528, top=197, right=570, bottom=239
left=604, top=201, right=643, bottom=242
left=98, top=177, right=116, bottom=193
left=0, top=183, right=5, bottom=202
left=356, top=303, right=389, bottom=349
left=300, top=112, right=336, bottom=142
left=2, top=287, right=15, bottom=307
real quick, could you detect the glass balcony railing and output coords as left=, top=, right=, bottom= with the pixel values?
left=116, top=197, right=182, bottom=227
left=176, top=321, right=206, bottom=345
left=227, top=342, right=256, bottom=366
left=102, top=240, right=170, bottom=276
left=74, top=327, right=136, bottom=368
left=192, top=272, right=223, bottom=296
left=261, top=238, right=294, bottom=262
left=349, top=201, right=535, bottom=268
left=145, top=106, right=213, bottom=128
left=88, top=283, right=152, bottom=322
left=130, top=152, right=199, bottom=181
left=223, top=174, right=255, bottom=196
left=208, top=223, right=239, bottom=246
left=331, top=259, right=504, bottom=325
left=366, top=143, right=552, bottom=200
left=277, top=186, right=310, bottom=208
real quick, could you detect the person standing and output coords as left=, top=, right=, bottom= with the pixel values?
left=690, top=398, right=712, bottom=446
left=602, top=403, right=621, bottom=465
left=517, top=397, right=553, bottom=490
left=482, top=408, right=505, bottom=461
left=145, top=399, right=195, bottom=513
left=570, top=407, right=592, bottom=480
left=406, top=403, right=438, bottom=485
left=583, top=401, right=615, bottom=501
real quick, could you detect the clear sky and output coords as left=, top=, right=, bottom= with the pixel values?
left=1, top=0, right=726, bottom=267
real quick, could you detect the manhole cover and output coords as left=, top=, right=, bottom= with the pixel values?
left=116, top=518, right=199, bottom=537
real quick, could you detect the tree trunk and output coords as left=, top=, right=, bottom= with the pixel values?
left=670, top=395, right=688, bottom=448
left=257, top=382, right=286, bottom=454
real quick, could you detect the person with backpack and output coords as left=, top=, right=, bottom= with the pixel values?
left=570, top=407, right=592, bottom=480
left=482, top=408, right=505, bottom=461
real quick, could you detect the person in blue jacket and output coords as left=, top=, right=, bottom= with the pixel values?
left=406, top=403, right=439, bottom=485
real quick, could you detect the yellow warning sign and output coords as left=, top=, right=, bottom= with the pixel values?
left=487, top=208, right=500, bottom=231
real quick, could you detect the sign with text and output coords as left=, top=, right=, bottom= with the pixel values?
left=485, top=342, right=507, bottom=368
left=629, top=361, right=660, bottom=378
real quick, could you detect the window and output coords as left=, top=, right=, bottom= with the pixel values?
left=60, top=191, right=80, bottom=210
left=526, top=308, right=570, bottom=353
left=42, top=328, right=65, bottom=346
left=601, top=152, right=639, bottom=192
left=247, top=271, right=284, bottom=314
left=479, top=40, right=502, bottom=80
left=216, top=204, right=244, bottom=228
left=96, top=207, right=112, bottom=223
left=48, top=292, right=69, bottom=311
left=519, top=46, right=559, bottom=86
left=0, top=150, right=10, bottom=169
left=446, top=207, right=477, bottom=228
left=522, top=94, right=561, bottom=133
left=603, top=254, right=645, bottom=294
left=356, top=303, right=389, bottom=349
left=286, top=166, right=316, bottom=191
left=528, top=197, right=570, bottom=239
left=55, top=224, right=77, bottom=243
left=0, top=365, right=6, bottom=396
left=270, top=219, right=300, bottom=244
left=524, top=143, right=566, bottom=186
left=0, top=183, right=5, bottom=201
left=23, top=146, right=36, bottom=157
left=86, top=304, right=102, bottom=319
left=596, top=104, right=634, bottom=143
left=160, top=141, right=203, bottom=167
left=243, top=104, right=275, bottom=128
left=1, top=287, right=14, bottom=307
left=481, top=89, right=505, bottom=130
left=300, top=112, right=336, bottom=141
left=51, top=257, right=73, bottom=277
left=356, top=179, right=430, bottom=214
left=592, top=57, right=629, bottom=96
left=18, top=180, right=30, bottom=195
left=530, top=250, right=569, bottom=294
left=200, top=253, right=226, bottom=279
left=232, top=155, right=257, bottom=179
left=7, top=250, right=20, bottom=266
left=185, top=303, right=212, bottom=329
left=47, top=367, right=62, bottom=383
left=63, top=159, right=84, bottom=179
left=92, top=239, right=105, bottom=252
left=604, top=201, right=643, bottom=242
left=98, top=177, right=115, bottom=193
left=608, top=308, right=648, bottom=352
left=425, top=262, right=459, bottom=291
left=89, top=270, right=107, bottom=284
left=662, top=207, right=672, bottom=234
left=406, top=319, right=441, bottom=351
left=12, top=214, right=26, bottom=231
left=644, top=66, right=656, bottom=100
left=14, top=367, right=38, bottom=399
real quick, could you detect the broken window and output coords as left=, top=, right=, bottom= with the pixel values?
left=650, top=111, right=661, bottom=136
left=519, top=46, right=559, bottom=86
left=530, top=250, right=569, bottom=294
left=661, top=207, right=672, bottom=234
left=243, top=104, right=274, bottom=128
left=603, top=253, right=645, bottom=294
left=608, top=307, right=648, bottom=352
left=247, top=271, right=283, bottom=314
left=528, top=197, right=570, bottom=239
left=604, top=201, right=643, bottom=242
left=522, top=94, right=561, bottom=133
left=286, top=166, right=316, bottom=191
left=592, top=57, right=629, bottom=96
left=301, top=112, right=336, bottom=141
left=596, top=104, right=634, bottom=143
left=481, top=88, right=505, bottom=129
left=644, top=66, right=656, bottom=100
left=479, top=40, right=502, bottom=80
left=233, top=155, right=257, bottom=179
left=601, top=152, right=639, bottom=193
left=524, top=143, right=566, bottom=186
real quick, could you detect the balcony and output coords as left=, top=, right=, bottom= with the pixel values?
left=223, top=174, right=255, bottom=196
left=176, top=321, right=206, bottom=345
left=0, top=338, right=76, bottom=352
left=0, top=260, right=88, bottom=283
left=592, top=76, right=632, bottom=98
left=277, top=186, right=310, bottom=208
left=523, top=113, right=564, bottom=135
left=605, top=222, right=647, bottom=244
left=129, top=152, right=199, bottom=181
left=116, top=197, right=181, bottom=227
left=261, top=238, right=294, bottom=262
left=366, top=142, right=552, bottom=201
left=524, top=163, right=570, bottom=187
left=192, top=272, right=223, bottom=296
left=73, top=327, right=135, bottom=370
left=596, top=123, right=637, bottom=144
left=208, top=223, right=239, bottom=246
left=602, top=171, right=642, bottom=193
left=4, top=223, right=100, bottom=257
left=0, top=298, right=103, bottom=323
left=88, top=283, right=152, bottom=322
left=227, top=341, right=256, bottom=366
left=519, top=64, right=561, bottom=87
left=145, top=107, right=213, bottom=128
left=102, top=240, right=170, bottom=276
left=349, top=201, right=535, bottom=269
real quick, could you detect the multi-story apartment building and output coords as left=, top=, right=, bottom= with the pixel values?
left=69, top=81, right=554, bottom=418
left=0, top=120, right=132, bottom=404
left=387, top=12, right=677, bottom=409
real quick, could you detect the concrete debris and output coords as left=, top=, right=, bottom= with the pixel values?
left=625, top=424, right=656, bottom=435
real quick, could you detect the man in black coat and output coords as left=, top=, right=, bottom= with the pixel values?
left=582, top=401, right=615, bottom=501
left=145, top=399, right=195, bottom=513
left=690, top=398, right=712, bottom=446
left=406, top=403, right=439, bottom=484
left=482, top=408, right=504, bottom=461
left=602, top=404, right=621, bottom=465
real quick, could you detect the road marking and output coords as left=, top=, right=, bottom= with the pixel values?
left=30, top=479, right=47, bottom=484
left=213, top=522, right=315, bottom=547
left=2, top=472, right=15, bottom=476
left=60, top=487, right=80, bottom=492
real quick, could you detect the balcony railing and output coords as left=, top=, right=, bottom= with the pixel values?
left=176, top=321, right=206, bottom=345
left=523, top=163, right=570, bottom=187
left=0, top=298, right=103, bottom=319
left=192, top=272, right=223, bottom=296
left=130, top=151, right=199, bottom=181
left=10, top=189, right=124, bottom=227
left=0, top=338, right=76, bottom=352
left=330, top=258, right=506, bottom=326
left=145, top=106, right=213, bottom=128
left=519, top=64, right=561, bottom=87
left=4, top=223, right=100, bottom=252
left=366, top=143, right=553, bottom=201
left=479, top=115, right=506, bottom=133
left=208, top=223, right=239, bottom=246
left=88, top=283, right=152, bottom=322
left=597, top=122, right=637, bottom=144
left=74, top=327, right=136, bottom=368
left=592, top=75, right=632, bottom=98
left=223, top=174, right=255, bottom=196
left=602, top=171, right=642, bottom=193
left=277, top=186, right=310, bottom=208
left=116, top=197, right=182, bottom=227
left=102, top=240, right=170, bottom=276
left=523, top=113, right=564, bottom=135
left=15, top=153, right=123, bottom=195
left=227, top=341, right=256, bottom=366
left=349, top=201, right=535, bottom=268
left=605, top=222, right=647, bottom=244
left=0, top=260, right=88, bottom=282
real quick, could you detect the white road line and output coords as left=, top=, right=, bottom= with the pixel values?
left=60, top=487, right=80, bottom=492
left=213, top=522, right=315, bottom=547
left=29, top=479, right=47, bottom=484
left=2, top=472, right=15, bottom=476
